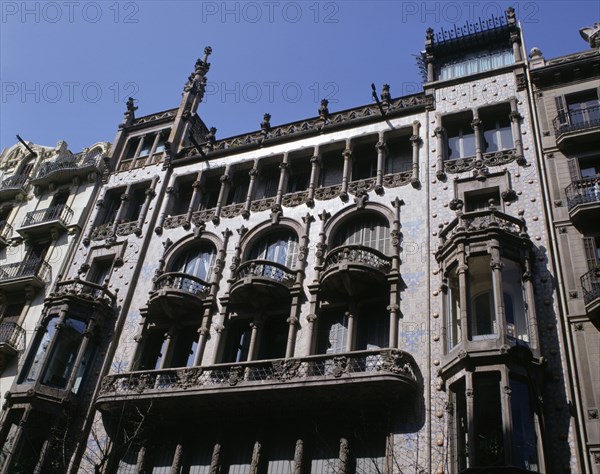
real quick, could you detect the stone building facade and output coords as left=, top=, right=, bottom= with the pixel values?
left=0, top=8, right=595, bottom=474
left=529, top=24, right=600, bottom=473
left=0, top=138, right=110, bottom=470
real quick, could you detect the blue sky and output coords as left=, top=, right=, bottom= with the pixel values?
left=1, top=0, right=599, bottom=152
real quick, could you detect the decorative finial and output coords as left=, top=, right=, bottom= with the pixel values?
left=319, top=99, right=329, bottom=119
left=126, top=97, right=137, bottom=113
left=261, top=113, right=271, bottom=132
left=381, top=84, right=391, bottom=106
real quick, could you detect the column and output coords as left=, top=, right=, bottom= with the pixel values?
left=293, top=438, right=304, bottom=474
left=158, top=328, right=176, bottom=370
left=489, top=240, right=507, bottom=341
left=213, top=166, right=231, bottom=224
left=275, top=153, right=289, bottom=207
left=345, top=310, right=355, bottom=352
left=457, top=242, right=469, bottom=344
left=471, top=110, right=483, bottom=161
left=375, top=134, right=385, bottom=192
left=307, top=149, right=320, bottom=205
left=465, top=375, right=476, bottom=467
left=500, top=368, right=513, bottom=465
left=341, top=141, right=352, bottom=199
left=135, top=177, right=158, bottom=234
left=243, top=163, right=259, bottom=218
left=509, top=98, right=525, bottom=164
left=410, top=120, right=421, bottom=187
left=522, top=256, right=539, bottom=349
left=185, top=171, right=204, bottom=223
left=247, top=320, right=260, bottom=362
left=434, top=115, right=446, bottom=179
left=112, top=184, right=131, bottom=227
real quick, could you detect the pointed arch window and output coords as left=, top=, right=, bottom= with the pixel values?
left=171, top=244, right=217, bottom=282
left=333, top=214, right=390, bottom=254
left=248, top=230, right=298, bottom=269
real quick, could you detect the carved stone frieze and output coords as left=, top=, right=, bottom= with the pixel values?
left=281, top=191, right=309, bottom=207
left=314, top=185, right=342, bottom=201
left=445, top=148, right=517, bottom=174
left=382, top=171, right=413, bottom=188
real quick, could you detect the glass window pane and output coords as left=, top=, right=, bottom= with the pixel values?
left=502, top=260, right=528, bottom=341
left=41, top=319, right=86, bottom=388
left=468, top=256, right=496, bottom=339
left=474, top=373, right=504, bottom=466
left=510, top=377, right=539, bottom=471
left=23, top=318, right=58, bottom=384
left=447, top=266, right=462, bottom=351
left=462, top=131, right=476, bottom=157
left=484, top=127, right=500, bottom=153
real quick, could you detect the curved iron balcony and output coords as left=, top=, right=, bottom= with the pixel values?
left=320, top=245, right=392, bottom=296
left=0, top=220, right=13, bottom=245
left=30, top=149, right=105, bottom=187
left=18, top=204, right=73, bottom=238
left=565, top=176, right=600, bottom=230
left=581, top=268, right=600, bottom=322
left=0, top=175, right=28, bottom=201
left=0, top=258, right=51, bottom=292
left=229, top=260, right=296, bottom=306
left=96, top=349, right=418, bottom=412
left=0, top=322, right=25, bottom=360
left=553, top=105, right=600, bottom=136
left=146, top=272, right=211, bottom=319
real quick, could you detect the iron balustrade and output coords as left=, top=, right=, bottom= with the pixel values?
left=233, top=260, right=295, bottom=286
left=32, top=149, right=105, bottom=181
left=581, top=268, right=600, bottom=305
left=439, top=208, right=525, bottom=243
left=323, top=245, right=392, bottom=274
left=0, top=220, right=13, bottom=241
left=0, top=322, right=25, bottom=353
left=98, top=349, right=418, bottom=397
left=0, top=174, right=28, bottom=191
left=153, top=272, right=211, bottom=297
left=53, top=278, right=116, bottom=304
left=565, top=176, right=600, bottom=210
left=21, top=204, right=73, bottom=228
left=553, top=105, right=600, bottom=136
left=0, top=258, right=51, bottom=284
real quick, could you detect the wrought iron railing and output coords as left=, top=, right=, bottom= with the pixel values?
left=153, top=272, right=211, bottom=297
left=553, top=105, right=600, bottom=136
left=21, top=204, right=73, bottom=228
left=565, top=176, right=600, bottom=211
left=53, top=278, right=116, bottom=304
left=97, top=349, right=417, bottom=398
left=0, top=258, right=51, bottom=284
left=0, top=174, right=28, bottom=191
left=439, top=208, right=526, bottom=243
left=233, top=260, right=295, bottom=286
left=323, top=245, right=392, bottom=274
left=581, top=268, right=600, bottom=306
left=0, top=220, right=13, bottom=241
left=32, top=149, right=105, bottom=181
left=0, top=322, right=25, bottom=353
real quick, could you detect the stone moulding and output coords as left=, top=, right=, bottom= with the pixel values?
left=444, top=148, right=517, bottom=174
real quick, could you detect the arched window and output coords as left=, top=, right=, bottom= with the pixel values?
left=247, top=230, right=298, bottom=269
left=171, top=244, right=216, bottom=282
left=333, top=214, right=390, bottom=254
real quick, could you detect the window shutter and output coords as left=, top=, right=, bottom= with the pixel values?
left=583, top=237, right=598, bottom=269
left=568, top=158, right=581, bottom=182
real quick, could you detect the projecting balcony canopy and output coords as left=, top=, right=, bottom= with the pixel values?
left=553, top=105, right=600, bottom=151
left=437, top=208, right=528, bottom=258
left=0, top=258, right=51, bottom=292
left=96, top=348, right=418, bottom=414
left=229, top=260, right=296, bottom=306
left=0, top=322, right=25, bottom=362
left=320, top=245, right=392, bottom=297
left=565, top=176, right=600, bottom=230
left=30, top=149, right=105, bottom=188
left=17, top=204, right=73, bottom=238
left=145, top=272, right=212, bottom=319
left=49, top=278, right=116, bottom=309
left=0, top=175, right=28, bottom=201
left=581, top=268, right=600, bottom=323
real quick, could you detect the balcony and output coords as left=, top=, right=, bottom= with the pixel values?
left=438, top=208, right=528, bottom=259
left=565, top=176, right=600, bottom=230
left=0, top=220, right=13, bottom=245
left=0, top=322, right=25, bottom=366
left=0, top=259, right=51, bottom=292
left=30, top=149, right=105, bottom=188
left=553, top=105, right=600, bottom=151
left=17, top=204, right=73, bottom=238
left=145, top=272, right=211, bottom=319
left=229, top=260, right=296, bottom=307
left=0, top=175, right=28, bottom=201
left=581, top=268, right=600, bottom=323
left=320, top=245, right=392, bottom=297
left=96, top=349, right=418, bottom=414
